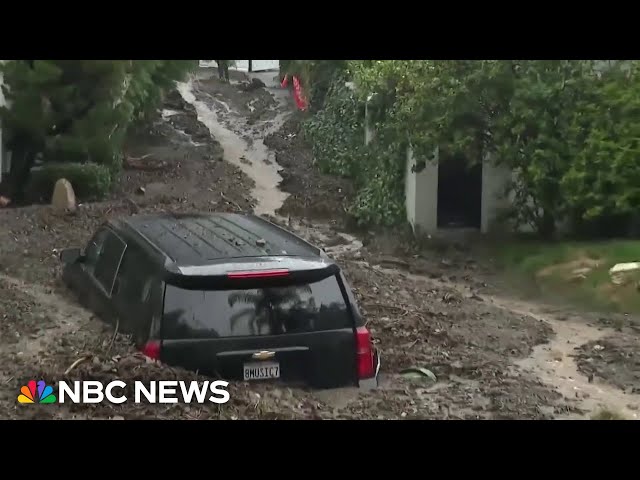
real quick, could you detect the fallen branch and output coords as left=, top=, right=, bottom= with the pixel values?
left=64, top=355, right=91, bottom=375
left=220, top=192, right=242, bottom=211
left=107, top=319, right=119, bottom=353
left=124, top=154, right=169, bottom=171
left=126, top=153, right=152, bottom=162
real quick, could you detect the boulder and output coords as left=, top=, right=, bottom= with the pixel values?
left=51, top=178, right=76, bottom=211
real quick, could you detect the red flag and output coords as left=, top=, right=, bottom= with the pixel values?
left=292, top=75, right=309, bottom=111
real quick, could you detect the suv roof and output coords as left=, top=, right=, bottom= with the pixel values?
left=108, top=212, right=326, bottom=273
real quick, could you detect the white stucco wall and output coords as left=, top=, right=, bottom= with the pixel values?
left=404, top=148, right=515, bottom=235
left=480, top=156, right=512, bottom=233
left=199, top=60, right=279, bottom=72
left=405, top=145, right=438, bottom=233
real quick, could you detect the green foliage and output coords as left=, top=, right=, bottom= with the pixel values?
left=349, top=143, right=406, bottom=226
left=26, top=162, right=112, bottom=202
left=295, top=59, right=640, bottom=233
left=0, top=60, right=196, bottom=198
left=301, top=74, right=406, bottom=226
left=303, top=78, right=365, bottom=178
left=561, top=62, right=640, bottom=236
left=347, top=60, right=640, bottom=236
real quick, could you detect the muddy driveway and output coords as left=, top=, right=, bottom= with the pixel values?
left=0, top=67, right=638, bottom=419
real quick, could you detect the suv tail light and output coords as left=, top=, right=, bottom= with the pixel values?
left=141, top=340, right=161, bottom=360
left=356, top=326, right=375, bottom=379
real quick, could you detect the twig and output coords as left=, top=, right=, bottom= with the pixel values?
left=126, top=154, right=153, bottom=162
left=220, top=192, right=242, bottom=211
left=107, top=319, right=119, bottom=353
left=65, top=356, right=91, bottom=375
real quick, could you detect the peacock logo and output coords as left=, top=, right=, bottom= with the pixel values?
left=17, top=380, right=57, bottom=404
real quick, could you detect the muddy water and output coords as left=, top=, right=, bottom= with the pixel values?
left=175, top=77, right=289, bottom=218
left=510, top=307, right=640, bottom=420
left=384, top=269, right=640, bottom=420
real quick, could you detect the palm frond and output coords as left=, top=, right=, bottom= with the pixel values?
left=228, top=291, right=261, bottom=307
left=229, top=307, right=256, bottom=330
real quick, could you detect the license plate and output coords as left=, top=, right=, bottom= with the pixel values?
left=243, top=361, right=280, bottom=381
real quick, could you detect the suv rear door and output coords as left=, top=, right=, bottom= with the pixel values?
left=159, top=268, right=359, bottom=389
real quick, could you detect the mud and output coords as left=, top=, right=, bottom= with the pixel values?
left=1, top=66, right=638, bottom=419
left=263, top=115, right=354, bottom=223
left=575, top=333, right=640, bottom=395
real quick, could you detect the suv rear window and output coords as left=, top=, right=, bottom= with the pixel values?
left=162, top=275, right=352, bottom=339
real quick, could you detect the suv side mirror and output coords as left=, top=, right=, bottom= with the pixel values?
left=60, top=248, right=84, bottom=264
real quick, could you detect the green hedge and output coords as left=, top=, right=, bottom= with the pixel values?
left=26, top=162, right=112, bottom=203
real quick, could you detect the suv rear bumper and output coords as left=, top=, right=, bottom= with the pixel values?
left=358, top=349, right=381, bottom=389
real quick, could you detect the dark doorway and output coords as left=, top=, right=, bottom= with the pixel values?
left=437, top=153, right=482, bottom=229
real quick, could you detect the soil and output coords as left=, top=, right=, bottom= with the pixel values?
left=1, top=66, right=639, bottom=420
left=263, top=114, right=354, bottom=223
left=575, top=333, right=640, bottom=394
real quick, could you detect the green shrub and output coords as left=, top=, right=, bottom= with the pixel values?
left=26, top=162, right=112, bottom=203
left=302, top=74, right=407, bottom=227
left=0, top=60, right=197, bottom=199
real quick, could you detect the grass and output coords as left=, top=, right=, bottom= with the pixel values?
left=491, top=238, right=640, bottom=315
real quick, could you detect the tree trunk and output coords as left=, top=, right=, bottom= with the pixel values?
left=538, top=209, right=557, bottom=239
left=6, top=145, right=36, bottom=204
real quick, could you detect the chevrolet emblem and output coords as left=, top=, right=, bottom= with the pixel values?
left=252, top=351, right=275, bottom=361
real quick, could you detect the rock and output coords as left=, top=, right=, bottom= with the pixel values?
left=250, top=78, right=266, bottom=89
left=51, top=179, right=76, bottom=211
left=0, top=196, right=11, bottom=208
left=136, top=187, right=146, bottom=195
left=609, top=262, right=640, bottom=285
left=256, top=238, right=266, bottom=247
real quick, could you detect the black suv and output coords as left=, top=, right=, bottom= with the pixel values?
left=60, top=212, right=380, bottom=389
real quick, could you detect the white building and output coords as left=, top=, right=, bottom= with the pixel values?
left=365, top=93, right=513, bottom=235
left=198, top=60, right=280, bottom=72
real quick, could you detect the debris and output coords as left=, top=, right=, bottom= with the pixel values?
left=609, top=262, right=640, bottom=285
left=400, top=367, right=437, bottom=383
left=64, top=355, right=91, bottom=375
left=256, top=238, right=266, bottom=247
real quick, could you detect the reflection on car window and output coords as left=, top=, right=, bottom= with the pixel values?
left=162, top=276, right=352, bottom=339
left=115, top=246, right=149, bottom=304
left=94, top=233, right=126, bottom=294
left=84, top=229, right=109, bottom=276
